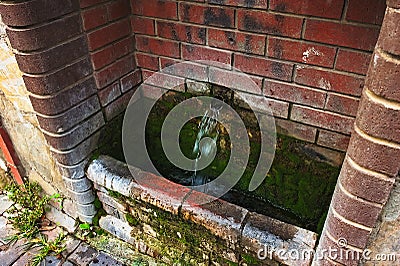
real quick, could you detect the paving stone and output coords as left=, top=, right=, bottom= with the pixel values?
left=67, top=242, right=98, bottom=266
left=0, top=239, right=26, bottom=266
left=40, top=255, right=62, bottom=266
left=0, top=216, right=17, bottom=242
left=10, top=247, right=39, bottom=266
left=46, top=206, right=77, bottom=233
left=62, top=261, right=75, bottom=266
left=0, top=195, right=13, bottom=215
left=61, top=235, right=81, bottom=258
left=89, top=252, right=124, bottom=266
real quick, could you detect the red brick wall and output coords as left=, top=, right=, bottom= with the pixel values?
left=131, top=0, right=386, bottom=153
left=80, top=0, right=141, bottom=121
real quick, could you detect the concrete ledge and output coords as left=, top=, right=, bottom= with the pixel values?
left=87, top=155, right=318, bottom=265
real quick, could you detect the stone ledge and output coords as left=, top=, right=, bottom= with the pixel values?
left=87, top=155, right=318, bottom=265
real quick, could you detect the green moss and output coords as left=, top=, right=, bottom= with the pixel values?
left=125, top=213, right=140, bottom=227
left=242, top=253, right=259, bottom=264
left=108, top=189, right=124, bottom=200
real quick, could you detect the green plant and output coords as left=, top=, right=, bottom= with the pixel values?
left=131, top=257, right=149, bottom=266
left=23, top=233, right=66, bottom=266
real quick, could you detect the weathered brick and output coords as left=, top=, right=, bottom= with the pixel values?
left=275, top=118, right=317, bottom=142
left=157, top=21, right=206, bottom=44
left=347, top=127, right=400, bottom=177
left=207, top=0, right=267, bottom=8
left=36, top=95, right=101, bottom=133
left=15, top=36, right=87, bottom=74
left=23, top=57, right=92, bottom=95
left=44, top=112, right=104, bottom=151
left=143, top=71, right=185, bottom=91
left=94, top=54, right=135, bottom=88
left=237, top=9, right=303, bottom=38
left=91, top=36, right=133, bottom=70
left=159, top=57, right=181, bottom=69
left=387, top=0, right=400, bottom=8
left=80, top=0, right=107, bottom=8
left=270, top=0, right=344, bottom=19
left=326, top=211, right=371, bottom=249
left=107, top=0, right=130, bottom=21
left=29, top=77, right=97, bottom=115
left=325, top=93, right=360, bottom=117
left=234, top=92, right=289, bottom=118
left=6, top=14, right=82, bottom=52
left=332, top=185, right=382, bottom=228
left=365, top=50, right=400, bottom=102
left=98, top=82, right=121, bottom=106
left=131, top=16, right=155, bottom=35
left=263, top=79, right=326, bottom=108
left=335, top=49, right=372, bottom=75
left=209, top=67, right=262, bottom=94
left=356, top=90, right=400, bottom=144
left=81, top=5, right=107, bottom=30
left=136, top=52, right=159, bottom=71
left=131, top=0, right=177, bottom=19
left=179, top=2, right=235, bottom=28
left=234, top=54, right=293, bottom=81
left=0, top=0, right=79, bottom=27
left=378, top=8, right=400, bottom=55
left=87, top=18, right=130, bottom=51
left=182, top=44, right=231, bottom=66
left=317, top=130, right=350, bottom=151
left=295, top=66, right=365, bottom=96
left=104, top=89, right=136, bottom=121
left=208, top=28, right=265, bottom=55
left=304, top=20, right=380, bottom=51
left=120, top=69, right=142, bottom=92
left=163, top=61, right=208, bottom=81
left=317, top=234, right=360, bottom=266
left=346, top=0, right=386, bottom=25
left=291, top=105, right=354, bottom=134
left=339, top=157, right=395, bottom=204
left=267, top=37, right=336, bottom=68
left=136, top=36, right=180, bottom=58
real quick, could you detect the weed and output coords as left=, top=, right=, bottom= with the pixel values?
left=23, top=233, right=66, bottom=266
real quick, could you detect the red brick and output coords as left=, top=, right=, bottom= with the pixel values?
left=131, top=0, right=177, bottom=20
left=356, top=90, right=400, bottom=144
left=120, top=69, right=142, bottom=92
left=263, top=79, right=326, bottom=108
left=234, top=54, right=293, bottom=81
left=237, top=9, right=303, bottom=38
left=335, top=49, right=372, bottom=75
left=207, top=0, right=267, bottom=8
left=346, top=0, right=386, bottom=25
left=304, top=20, right=380, bottom=51
left=332, top=185, right=382, bottom=228
left=143, top=71, right=185, bottom=92
left=91, top=37, right=133, bottom=70
left=275, top=118, right=317, bottom=142
left=270, top=0, right=345, bottom=19
left=339, top=158, right=395, bottom=204
left=267, top=37, right=336, bottom=68
left=159, top=57, right=181, bottom=69
left=182, top=44, right=231, bottom=66
left=317, top=234, right=360, bottom=266
left=94, top=54, right=135, bottom=88
left=80, top=0, right=107, bottom=8
left=104, top=89, right=136, bottom=121
left=208, top=29, right=265, bottom=55
left=163, top=61, right=208, bottom=81
left=179, top=2, right=234, bottom=28
left=141, top=69, right=155, bottom=81
left=136, top=52, right=159, bottom=71
left=209, top=67, right=263, bottom=94
left=136, top=36, right=180, bottom=58
left=235, top=93, right=289, bottom=118
left=87, top=18, right=130, bottom=51
left=81, top=5, right=107, bottom=30
left=295, top=66, right=365, bottom=96
left=377, top=7, right=400, bottom=56
left=365, top=51, right=400, bottom=102
left=387, top=0, right=400, bottom=8
left=107, top=0, right=130, bottom=21
left=325, top=93, right=359, bottom=117
left=98, top=82, right=121, bottom=106
left=326, top=211, right=371, bottom=249
left=348, top=128, right=400, bottom=177
left=317, top=130, right=350, bottom=151
left=291, top=105, right=354, bottom=134
left=131, top=16, right=155, bottom=35
left=157, top=21, right=206, bottom=44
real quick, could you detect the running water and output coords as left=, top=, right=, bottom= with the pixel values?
left=191, top=99, right=223, bottom=188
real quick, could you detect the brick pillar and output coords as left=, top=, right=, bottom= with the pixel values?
left=0, top=0, right=103, bottom=222
left=315, top=1, right=400, bottom=265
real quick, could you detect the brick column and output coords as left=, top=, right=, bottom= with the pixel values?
left=0, top=0, right=103, bottom=222
left=315, top=1, right=400, bottom=265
